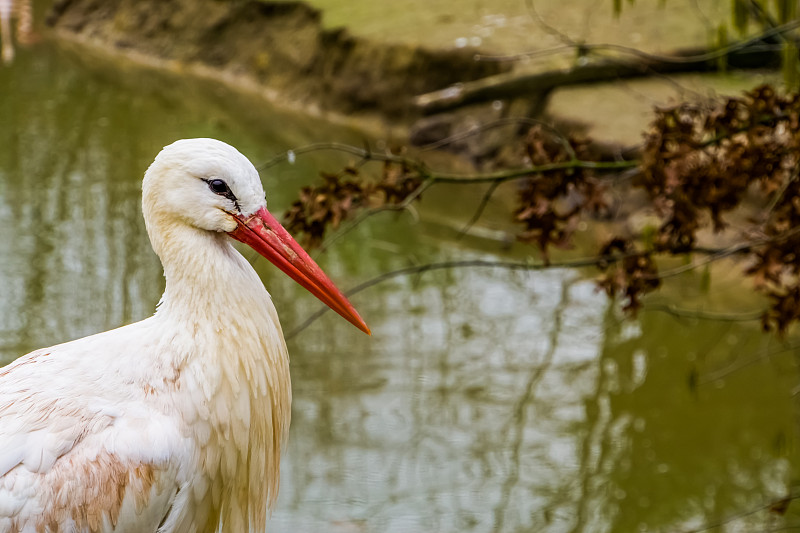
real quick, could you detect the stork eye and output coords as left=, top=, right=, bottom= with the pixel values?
left=204, top=178, right=241, bottom=212
left=207, top=179, right=230, bottom=195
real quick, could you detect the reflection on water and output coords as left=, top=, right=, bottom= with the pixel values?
left=278, top=271, right=607, bottom=532
left=0, top=35, right=367, bottom=357
left=275, top=264, right=800, bottom=532
left=1, top=20, right=799, bottom=533
left=0, top=0, right=33, bottom=64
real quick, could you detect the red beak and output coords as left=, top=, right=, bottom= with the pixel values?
left=229, top=207, right=370, bottom=335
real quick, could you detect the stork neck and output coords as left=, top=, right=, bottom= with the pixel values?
left=151, top=223, right=261, bottom=323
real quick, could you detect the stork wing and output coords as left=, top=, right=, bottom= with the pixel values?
left=0, top=348, right=192, bottom=532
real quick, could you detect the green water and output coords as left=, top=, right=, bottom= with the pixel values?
left=1, top=20, right=799, bottom=533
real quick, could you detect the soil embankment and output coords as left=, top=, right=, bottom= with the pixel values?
left=46, top=0, right=509, bottom=120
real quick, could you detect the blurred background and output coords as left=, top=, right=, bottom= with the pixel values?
left=1, top=1, right=799, bottom=531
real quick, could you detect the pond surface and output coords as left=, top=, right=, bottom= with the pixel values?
left=1, top=9, right=800, bottom=533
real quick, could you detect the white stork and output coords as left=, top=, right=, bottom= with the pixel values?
left=0, top=138, right=369, bottom=532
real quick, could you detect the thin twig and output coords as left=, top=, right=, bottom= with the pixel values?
left=655, top=226, right=800, bottom=280
left=419, top=116, right=578, bottom=161
left=698, top=341, right=800, bottom=385
left=260, top=141, right=638, bottom=185
left=474, top=19, right=800, bottom=63
left=765, top=164, right=800, bottom=217
left=315, top=179, right=435, bottom=254
left=524, top=0, right=579, bottom=48
left=428, top=159, right=638, bottom=184
left=258, top=142, right=424, bottom=172
left=457, top=180, right=502, bottom=240
left=642, top=303, right=764, bottom=323
left=288, top=225, right=800, bottom=338
left=286, top=254, right=630, bottom=338
left=679, top=489, right=800, bottom=533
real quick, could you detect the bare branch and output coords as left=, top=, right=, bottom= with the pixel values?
left=288, top=224, right=800, bottom=338
left=642, top=303, right=765, bottom=323
left=418, top=116, right=579, bottom=161
left=315, top=178, right=435, bottom=255
left=457, top=180, right=501, bottom=239
left=259, top=141, right=638, bottom=185
left=656, top=227, right=800, bottom=280
left=258, top=142, right=424, bottom=172
left=698, top=341, right=800, bottom=385
left=285, top=255, right=626, bottom=338
left=679, top=488, right=800, bottom=533
left=474, top=19, right=800, bottom=64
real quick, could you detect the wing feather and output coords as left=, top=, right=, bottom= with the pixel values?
left=0, top=346, right=191, bottom=533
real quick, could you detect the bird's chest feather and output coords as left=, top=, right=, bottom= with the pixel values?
left=164, top=320, right=291, bottom=530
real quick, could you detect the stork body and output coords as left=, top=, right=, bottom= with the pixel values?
left=0, top=139, right=368, bottom=532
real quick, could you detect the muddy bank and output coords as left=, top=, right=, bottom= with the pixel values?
left=46, top=0, right=508, bottom=120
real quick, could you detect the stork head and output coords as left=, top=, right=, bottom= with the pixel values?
left=142, top=138, right=370, bottom=335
